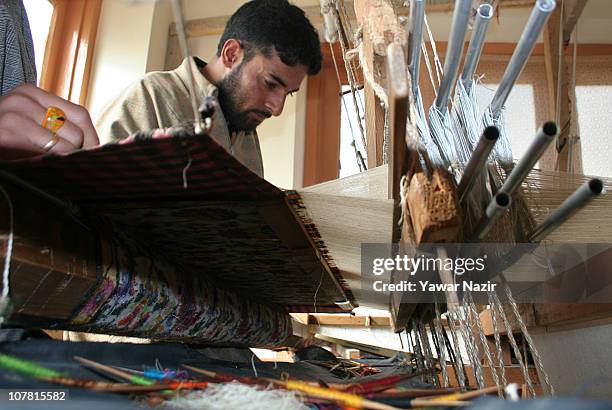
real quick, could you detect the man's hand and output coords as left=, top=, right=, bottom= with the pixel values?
left=0, top=84, right=100, bottom=159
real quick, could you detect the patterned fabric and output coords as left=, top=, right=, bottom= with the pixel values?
left=1, top=129, right=356, bottom=337
left=0, top=0, right=36, bottom=96
left=68, top=216, right=293, bottom=346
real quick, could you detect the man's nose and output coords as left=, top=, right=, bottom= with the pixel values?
left=266, top=92, right=286, bottom=117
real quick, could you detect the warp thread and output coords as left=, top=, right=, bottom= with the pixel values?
left=0, top=184, right=14, bottom=325
left=164, top=381, right=309, bottom=410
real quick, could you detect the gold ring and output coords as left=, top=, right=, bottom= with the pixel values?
left=41, top=106, right=66, bottom=133
left=42, top=134, right=60, bottom=152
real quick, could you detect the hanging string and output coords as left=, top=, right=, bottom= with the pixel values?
left=488, top=290, right=536, bottom=397
left=567, top=7, right=579, bottom=174
left=329, top=42, right=367, bottom=172
left=434, top=301, right=449, bottom=387
left=500, top=282, right=555, bottom=395
left=489, top=295, right=509, bottom=389
left=446, top=310, right=468, bottom=390
left=332, top=5, right=369, bottom=152
left=465, top=292, right=504, bottom=396
left=454, top=305, right=485, bottom=389
left=424, top=14, right=443, bottom=89
left=0, top=185, right=14, bottom=325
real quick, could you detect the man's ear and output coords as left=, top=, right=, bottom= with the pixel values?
left=220, top=39, right=243, bottom=69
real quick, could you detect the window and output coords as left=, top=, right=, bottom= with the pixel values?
left=23, top=0, right=54, bottom=84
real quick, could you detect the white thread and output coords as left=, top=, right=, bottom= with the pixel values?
left=424, top=14, right=443, bottom=88
left=313, top=269, right=324, bottom=314
left=0, top=185, right=14, bottom=325
left=250, top=353, right=259, bottom=378
left=182, top=152, right=193, bottom=189
left=166, top=381, right=308, bottom=410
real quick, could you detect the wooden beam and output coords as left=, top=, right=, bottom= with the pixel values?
left=308, top=314, right=391, bottom=327
left=354, top=0, right=395, bottom=168
left=563, top=0, right=589, bottom=44
left=166, top=0, right=537, bottom=39
left=542, top=4, right=581, bottom=173
left=386, top=43, right=409, bottom=201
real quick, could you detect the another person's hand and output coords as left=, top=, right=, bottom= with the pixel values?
left=0, top=84, right=100, bottom=159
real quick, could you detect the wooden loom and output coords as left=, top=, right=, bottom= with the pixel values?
left=303, top=0, right=612, bottom=395
left=0, top=130, right=358, bottom=347
left=0, top=1, right=609, bottom=393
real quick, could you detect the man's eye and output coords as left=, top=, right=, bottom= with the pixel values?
left=265, top=80, right=277, bottom=89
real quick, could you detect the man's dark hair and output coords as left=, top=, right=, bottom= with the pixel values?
left=217, top=0, right=322, bottom=75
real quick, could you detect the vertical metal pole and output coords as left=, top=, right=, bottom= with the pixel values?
left=434, top=0, right=472, bottom=111
left=490, top=0, right=556, bottom=117
left=171, top=0, right=204, bottom=134
left=408, top=0, right=426, bottom=96
left=461, top=3, right=494, bottom=93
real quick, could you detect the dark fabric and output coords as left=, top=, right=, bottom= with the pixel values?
left=0, top=0, right=37, bottom=96
left=0, top=130, right=280, bottom=203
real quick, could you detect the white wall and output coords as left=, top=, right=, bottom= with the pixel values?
left=424, top=0, right=612, bottom=44
left=532, top=323, right=612, bottom=399
left=87, top=0, right=316, bottom=188
left=86, top=1, right=154, bottom=126
left=86, top=0, right=612, bottom=182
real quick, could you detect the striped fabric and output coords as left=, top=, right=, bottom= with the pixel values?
left=0, top=0, right=37, bottom=96
left=1, top=128, right=356, bottom=316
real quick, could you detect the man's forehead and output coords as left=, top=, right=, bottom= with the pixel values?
left=246, top=51, right=308, bottom=88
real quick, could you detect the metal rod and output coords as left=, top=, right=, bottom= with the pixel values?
left=171, top=0, right=204, bottom=134
left=461, top=3, right=494, bottom=93
left=529, top=179, right=604, bottom=242
left=408, top=0, right=426, bottom=96
left=490, top=0, right=556, bottom=116
left=434, top=0, right=472, bottom=111
left=458, top=126, right=500, bottom=202
left=499, top=121, right=558, bottom=197
left=472, top=192, right=512, bottom=241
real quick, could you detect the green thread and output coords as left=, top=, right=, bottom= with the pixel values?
left=0, top=354, right=65, bottom=378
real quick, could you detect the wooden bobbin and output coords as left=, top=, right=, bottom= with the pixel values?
left=407, top=169, right=461, bottom=245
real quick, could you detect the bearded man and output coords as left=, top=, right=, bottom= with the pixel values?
left=95, top=0, right=322, bottom=177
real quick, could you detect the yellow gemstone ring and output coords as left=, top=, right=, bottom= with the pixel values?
left=41, top=106, right=66, bottom=134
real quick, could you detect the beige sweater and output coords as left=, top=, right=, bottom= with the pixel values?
left=95, top=57, right=264, bottom=177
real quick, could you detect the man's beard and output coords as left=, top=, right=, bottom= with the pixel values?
left=217, top=63, right=271, bottom=133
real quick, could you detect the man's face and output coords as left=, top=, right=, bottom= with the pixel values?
left=217, top=50, right=308, bottom=133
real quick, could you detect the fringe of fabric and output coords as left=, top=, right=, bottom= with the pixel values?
left=285, top=191, right=357, bottom=309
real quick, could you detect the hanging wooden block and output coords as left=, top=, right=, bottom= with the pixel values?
left=407, top=169, right=461, bottom=244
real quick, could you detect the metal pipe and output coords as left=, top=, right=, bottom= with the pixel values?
left=171, top=0, right=204, bottom=134
left=472, top=192, right=512, bottom=241
left=461, top=3, right=494, bottom=93
left=490, top=0, right=556, bottom=116
left=408, top=0, right=426, bottom=95
left=434, top=0, right=472, bottom=111
left=458, top=126, right=500, bottom=202
left=529, top=179, right=604, bottom=242
left=499, top=121, right=558, bottom=197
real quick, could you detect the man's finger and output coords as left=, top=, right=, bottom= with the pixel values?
left=11, top=84, right=100, bottom=148
left=0, top=111, right=78, bottom=158
left=1, top=92, right=86, bottom=148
